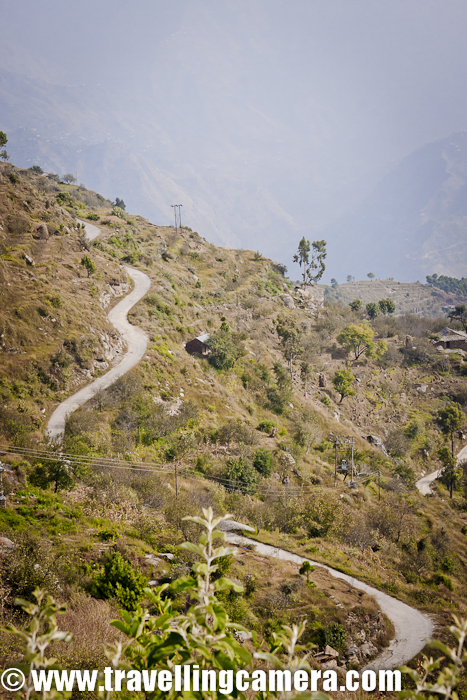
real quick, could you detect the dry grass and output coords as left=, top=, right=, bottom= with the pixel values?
left=52, top=593, right=123, bottom=668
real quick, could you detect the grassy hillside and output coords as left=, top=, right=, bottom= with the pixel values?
left=1, top=161, right=467, bottom=683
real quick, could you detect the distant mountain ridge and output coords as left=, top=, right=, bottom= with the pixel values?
left=327, top=132, right=467, bottom=282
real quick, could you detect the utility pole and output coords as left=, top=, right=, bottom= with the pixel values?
left=334, top=435, right=355, bottom=488
left=171, top=204, right=183, bottom=234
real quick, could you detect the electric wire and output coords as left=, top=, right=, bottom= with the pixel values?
left=0, top=444, right=380, bottom=496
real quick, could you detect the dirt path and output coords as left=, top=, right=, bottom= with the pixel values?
left=46, top=223, right=151, bottom=440
left=225, top=532, right=434, bottom=670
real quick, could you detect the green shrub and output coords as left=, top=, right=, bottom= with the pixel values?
left=225, top=457, right=258, bottom=493
left=145, top=293, right=172, bottom=316
left=257, top=419, right=276, bottom=433
left=253, top=448, right=273, bottom=476
left=392, top=461, right=416, bottom=488
left=441, top=555, right=455, bottom=573
left=433, top=573, right=453, bottom=590
left=122, top=252, right=140, bottom=264
left=80, top=256, right=96, bottom=277
left=98, top=528, right=119, bottom=542
left=86, top=213, right=100, bottom=221
left=207, top=330, right=246, bottom=371
left=108, top=234, right=123, bottom=247
left=111, top=206, right=126, bottom=219
left=316, top=439, right=331, bottom=452
left=92, top=551, right=147, bottom=610
left=212, top=554, right=233, bottom=580
left=299, top=560, right=315, bottom=582
left=46, top=294, right=62, bottom=308
left=0, top=534, right=62, bottom=601
left=318, top=622, right=346, bottom=652
left=244, top=573, right=257, bottom=596
left=56, top=191, right=73, bottom=206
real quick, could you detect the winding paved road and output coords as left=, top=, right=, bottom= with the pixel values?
left=225, top=532, right=434, bottom=671
left=46, top=220, right=437, bottom=667
left=415, top=469, right=442, bottom=496
left=416, top=444, right=467, bottom=495
left=76, top=218, right=101, bottom=241
left=46, top=223, right=151, bottom=440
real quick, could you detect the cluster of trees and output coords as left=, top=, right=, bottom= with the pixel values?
left=48, top=172, right=77, bottom=184
left=427, top=273, right=467, bottom=297
left=349, top=298, right=396, bottom=317
left=224, top=447, right=275, bottom=492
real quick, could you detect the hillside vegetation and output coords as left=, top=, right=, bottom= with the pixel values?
left=1, top=161, right=467, bottom=688
left=325, top=278, right=467, bottom=318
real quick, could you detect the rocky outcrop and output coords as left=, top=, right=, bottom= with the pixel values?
left=99, top=281, right=131, bottom=309
left=313, top=611, right=386, bottom=671
left=34, top=222, right=49, bottom=240
left=0, top=536, right=15, bottom=551
left=292, top=284, right=325, bottom=315
left=366, top=435, right=389, bottom=457
left=281, top=294, right=295, bottom=309
left=343, top=610, right=386, bottom=666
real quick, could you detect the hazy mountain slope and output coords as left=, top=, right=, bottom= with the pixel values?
left=5, top=1, right=467, bottom=281
left=327, top=132, right=467, bottom=282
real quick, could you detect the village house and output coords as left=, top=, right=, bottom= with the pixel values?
left=434, top=327, right=467, bottom=351
left=185, top=333, right=210, bottom=355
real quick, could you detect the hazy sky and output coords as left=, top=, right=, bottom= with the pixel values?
left=2, top=0, right=467, bottom=280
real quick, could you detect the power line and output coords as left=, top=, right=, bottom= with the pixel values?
left=0, top=444, right=380, bottom=497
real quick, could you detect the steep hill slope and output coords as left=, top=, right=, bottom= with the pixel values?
left=1, top=162, right=467, bottom=679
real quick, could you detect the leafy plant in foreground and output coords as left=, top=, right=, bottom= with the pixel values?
left=4, top=511, right=467, bottom=700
